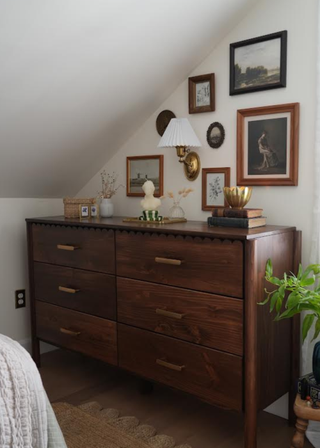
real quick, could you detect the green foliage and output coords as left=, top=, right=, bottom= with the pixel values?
left=259, top=259, right=320, bottom=343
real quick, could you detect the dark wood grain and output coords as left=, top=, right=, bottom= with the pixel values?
left=116, top=231, right=244, bottom=298
left=117, top=277, right=243, bottom=355
left=26, top=216, right=296, bottom=241
left=290, top=230, right=302, bottom=425
left=244, top=239, right=258, bottom=448
left=34, top=262, right=116, bottom=320
left=32, top=224, right=115, bottom=273
left=27, top=222, right=40, bottom=366
left=36, top=301, right=117, bottom=365
left=118, top=324, right=243, bottom=411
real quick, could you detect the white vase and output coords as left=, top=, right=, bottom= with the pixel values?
left=100, top=198, right=114, bottom=218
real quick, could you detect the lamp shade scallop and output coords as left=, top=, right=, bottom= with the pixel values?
left=158, top=118, right=201, bottom=148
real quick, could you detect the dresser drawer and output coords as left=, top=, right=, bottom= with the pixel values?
left=117, top=278, right=243, bottom=355
left=118, top=324, right=242, bottom=410
left=34, top=262, right=116, bottom=320
left=32, top=224, right=115, bottom=274
left=116, top=232, right=243, bottom=297
left=36, top=302, right=117, bottom=365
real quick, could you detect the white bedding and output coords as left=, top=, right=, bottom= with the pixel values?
left=0, top=334, right=66, bottom=448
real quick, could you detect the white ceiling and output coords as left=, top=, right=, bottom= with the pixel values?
left=0, top=0, right=257, bottom=198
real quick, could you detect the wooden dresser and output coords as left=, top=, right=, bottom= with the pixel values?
left=26, top=216, right=301, bottom=448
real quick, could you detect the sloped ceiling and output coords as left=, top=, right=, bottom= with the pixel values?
left=0, top=0, right=257, bottom=198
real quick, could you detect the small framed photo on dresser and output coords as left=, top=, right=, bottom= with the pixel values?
left=202, top=167, right=230, bottom=211
left=79, top=205, right=90, bottom=218
left=90, top=204, right=98, bottom=217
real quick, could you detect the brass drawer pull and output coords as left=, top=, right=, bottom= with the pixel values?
left=60, top=327, right=81, bottom=336
left=59, top=286, right=80, bottom=294
left=155, top=257, right=182, bottom=266
left=156, top=359, right=185, bottom=372
left=57, top=244, right=79, bottom=251
left=156, top=308, right=185, bottom=320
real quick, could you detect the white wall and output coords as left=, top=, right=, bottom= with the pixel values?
left=0, top=199, right=63, bottom=346
left=79, top=0, right=318, bottom=418
left=79, top=0, right=317, bottom=268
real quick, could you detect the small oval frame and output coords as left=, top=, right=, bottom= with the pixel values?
left=206, top=122, right=225, bottom=149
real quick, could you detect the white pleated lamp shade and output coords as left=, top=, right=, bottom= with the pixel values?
left=158, top=118, right=201, bottom=148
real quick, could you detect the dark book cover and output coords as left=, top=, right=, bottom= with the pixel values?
left=211, top=208, right=263, bottom=218
left=208, top=216, right=266, bottom=229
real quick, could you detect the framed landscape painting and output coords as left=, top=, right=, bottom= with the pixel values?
left=230, top=31, right=287, bottom=95
left=237, top=103, right=299, bottom=186
left=126, top=155, right=163, bottom=197
left=202, top=167, right=230, bottom=211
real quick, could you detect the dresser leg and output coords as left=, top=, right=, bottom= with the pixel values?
left=290, top=418, right=308, bottom=448
left=244, top=408, right=257, bottom=448
left=32, top=337, right=41, bottom=368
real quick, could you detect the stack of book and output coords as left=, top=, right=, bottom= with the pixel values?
left=208, top=208, right=266, bottom=229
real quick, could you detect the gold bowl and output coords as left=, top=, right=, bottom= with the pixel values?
left=223, top=186, right=252, bottom=209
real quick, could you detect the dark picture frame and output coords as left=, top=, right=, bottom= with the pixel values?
left=207, top=122, right=225, bottom=149
left=237, top=103, right=299, bottom=186
left=126, top=155, right=164, bottom=197
left=230, top=31, right=287, bottom=95
left=188, top=73, right=215, bottom=114
left=202, top=167, right=230, bottom=211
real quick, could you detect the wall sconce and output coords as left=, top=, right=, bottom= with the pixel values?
left=158, top=118, right=201, bottom=181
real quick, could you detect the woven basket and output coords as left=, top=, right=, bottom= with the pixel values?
left=63, top=197, right=96, bottom=218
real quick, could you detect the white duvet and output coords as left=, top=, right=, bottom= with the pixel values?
left=0, top=334, right=66, bottom=448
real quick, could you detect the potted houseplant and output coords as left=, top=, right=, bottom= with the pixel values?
left=97, top=171, right=123, bottom=218
left=260, top=259, right=320, bottom=382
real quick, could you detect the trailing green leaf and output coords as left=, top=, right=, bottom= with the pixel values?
left=261, top=260, right=320, bottom=343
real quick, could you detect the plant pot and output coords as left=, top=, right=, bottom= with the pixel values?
left=100, top=198, right=114, bottom=218
left=313, top=341, right=320, bottom=383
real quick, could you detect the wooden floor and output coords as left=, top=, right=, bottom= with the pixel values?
left=40, top=349, right=311, bottom=448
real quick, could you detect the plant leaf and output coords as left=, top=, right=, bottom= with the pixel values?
left=266, top=259, right=273, bottom=278
left=302, top=314, right=315, bottom=342
left=270, top=292, right=279, bottom=312
left=286, top=292, right=300, bottom=310
left=312, top=318, right=320, bottom=342
left=301, top=275, right=316, bottom=287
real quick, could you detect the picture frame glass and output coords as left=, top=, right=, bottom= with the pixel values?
left=234, top=37, right=281, bottom=91
left=195, top=81, right=211, bottom=107
left=206, top=173, right=225, bottom=207
left=128, top=158, right=161, bottom=195
left=244, top=112, right=291, bottom=179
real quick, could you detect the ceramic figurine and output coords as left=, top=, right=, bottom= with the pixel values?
left=140, top=180, right=161, bottom=211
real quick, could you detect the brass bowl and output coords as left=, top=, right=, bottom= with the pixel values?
left=223, top=186, right=252, bottom=209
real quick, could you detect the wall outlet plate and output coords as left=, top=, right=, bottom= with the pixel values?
left=15, top=289, right=26, bottom=309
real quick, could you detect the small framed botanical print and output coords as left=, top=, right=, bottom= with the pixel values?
left=90, top=204, right=98, bottom=217
left=126, top=155, right=164, bottom=197
left=188, top=73, right=215, bottom=114
left=202, top=168, right=230, bottom=211
left=237, top=103, right=299, bottom=186
left=79, top=205, right=90, bottom=218
left=230, top=31, right=287, bottom=95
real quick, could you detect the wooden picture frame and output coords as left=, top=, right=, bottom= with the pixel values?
left=188, top=73, right=215, bottom=114
left=237, top=103, right=299, bottom=186
left=230, top=30, right=287, bottom=95
left=202, top=167, right=230, bottom=211
left=126, top=155, right=164, bottom=197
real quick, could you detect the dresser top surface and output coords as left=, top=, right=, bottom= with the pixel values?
left=26, top=216, right=296, bottom=240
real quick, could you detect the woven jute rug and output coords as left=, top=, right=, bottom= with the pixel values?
left=53, top=401, right=192, bottom=448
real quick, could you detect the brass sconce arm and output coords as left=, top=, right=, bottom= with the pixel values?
left=175, top=146, right=200, bottom=181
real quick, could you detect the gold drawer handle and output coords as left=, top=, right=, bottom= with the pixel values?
left=156, top=308, right=185, bottom=320
left=60, top=327, right=81, bottom=336
left=156, top=359, right=185, bottom=372
left=57, top=244, right=79, bottom=251
left=155, top=257, right=182, bottom=266
left=59, top=286, right=80, bottom=294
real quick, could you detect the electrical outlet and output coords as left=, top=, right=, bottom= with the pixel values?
left=15, top=290, right=26, bottom=309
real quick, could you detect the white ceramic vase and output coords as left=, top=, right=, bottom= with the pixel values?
left=100, top=198, right=114, bottom=218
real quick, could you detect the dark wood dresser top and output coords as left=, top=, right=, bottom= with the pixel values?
left=26, top=215, right=295, bottom=240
